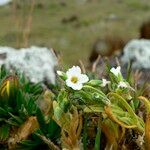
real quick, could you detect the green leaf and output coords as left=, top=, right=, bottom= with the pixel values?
left=8, top=112, right=24, bottom=125
left=57, top=90, right=67, bottom=103
left=30, top=83, right=43, bottom=95
left=84, top=105, right=104, bottom=113
left=26, top=98, right=37, bottom=115
left=18, top=134, right=43, bottom=150
left=15, top=90, right=24, bottom=112
left=36, top=108, right=46, bottom=134
left=130, top=100, right=135, bottom=111
left=59, top=98, right=70, bottom=113
left=0, top=65, right=8, bottom=79
left=53, top=106, right=63, bottom=120
left=19, top=139, right=41, bottom=148
left=94, top=126, right=101, bottom=150
left=5, top=119, right=20, bottom=126
left=126, top=61, right=132, bottom=84
left=0, top=107, right=6, bottom=115
left=0, top=124, right=10, bottom=141
left=46, top=119, right=60, bottom=139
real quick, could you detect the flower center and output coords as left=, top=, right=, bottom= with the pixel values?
left=71, top=76, right=78, bottom=83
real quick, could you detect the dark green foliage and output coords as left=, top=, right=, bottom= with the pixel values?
left=0, top=66, right=43, bottom=141
left=18, top=111, right=61, bottom=150
left=0, top=124, right=10, bottom=141
left=0, top=66, right=60, bottom=149
left=94, top=125, right=101, bottom=150
left=37, top=108, right=61, bottom=139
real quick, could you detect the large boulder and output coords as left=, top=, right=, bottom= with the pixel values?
left=121, top=39, right=150, bottom=88
left=121, top=39, right=150, bottom=69
left=0, top=46, right=58, bottom=84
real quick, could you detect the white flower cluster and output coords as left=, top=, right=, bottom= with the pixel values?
left=110, top=66, right=129, bottom=88
left=121, top=39, right=150, bottom=69
left=0, top=46, right=57, bottom=84
left=57, top=66, right=130, bottom=90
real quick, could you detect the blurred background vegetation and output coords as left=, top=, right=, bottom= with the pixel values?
left=0, top=0, right=150, bottom=66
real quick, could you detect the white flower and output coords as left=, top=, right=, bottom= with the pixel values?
left=118, top=81, right=128, bottom=88
left=65, top=66, right=89, bottom=90
left=101, top=79, right=110, bottom=87
left=110, top=66, right=121, bottom=76
left=118, top=81, right=135, bottom=91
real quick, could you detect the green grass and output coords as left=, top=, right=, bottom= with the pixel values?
left=0, top=0, right=150, bottom=66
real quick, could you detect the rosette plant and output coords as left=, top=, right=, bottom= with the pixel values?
left=0, top=66, right=60, bottom=150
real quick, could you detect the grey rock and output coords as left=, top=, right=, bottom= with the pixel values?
left=121, top=39, right=150, bottom=69
left=0, top=46, right=58, bottom=84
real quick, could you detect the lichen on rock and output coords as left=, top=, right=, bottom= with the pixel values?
left=0, top=46, right=58, bottom=84
left=121, top=39, right=150, bottom=69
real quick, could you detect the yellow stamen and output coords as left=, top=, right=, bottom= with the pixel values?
left=71, top=76, right=78, bottom=83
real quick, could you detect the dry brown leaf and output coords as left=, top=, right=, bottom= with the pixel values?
left=54, top=106, right=83, bottom=150
left=8, top=116, right=39, bottom=149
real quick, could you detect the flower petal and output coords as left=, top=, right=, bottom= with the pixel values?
left=118, top=81, right=128, bottom=88
left=66, top=78, right=73, bottom=87
left=66, top=66, right=81, bottom=77
left=101, top=78, right=110, bottom=87
left=66, top=79, right=83, bottom=90
left=116, top=66, right=121, bottom=73
left=110, top=66, right=121, bottom=76
left=72, top=83, right=83, bottom=90
left=79, top=74, right=89, bottom=84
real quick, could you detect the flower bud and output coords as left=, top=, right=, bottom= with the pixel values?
left=57, top=71, right=67, bottom=80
